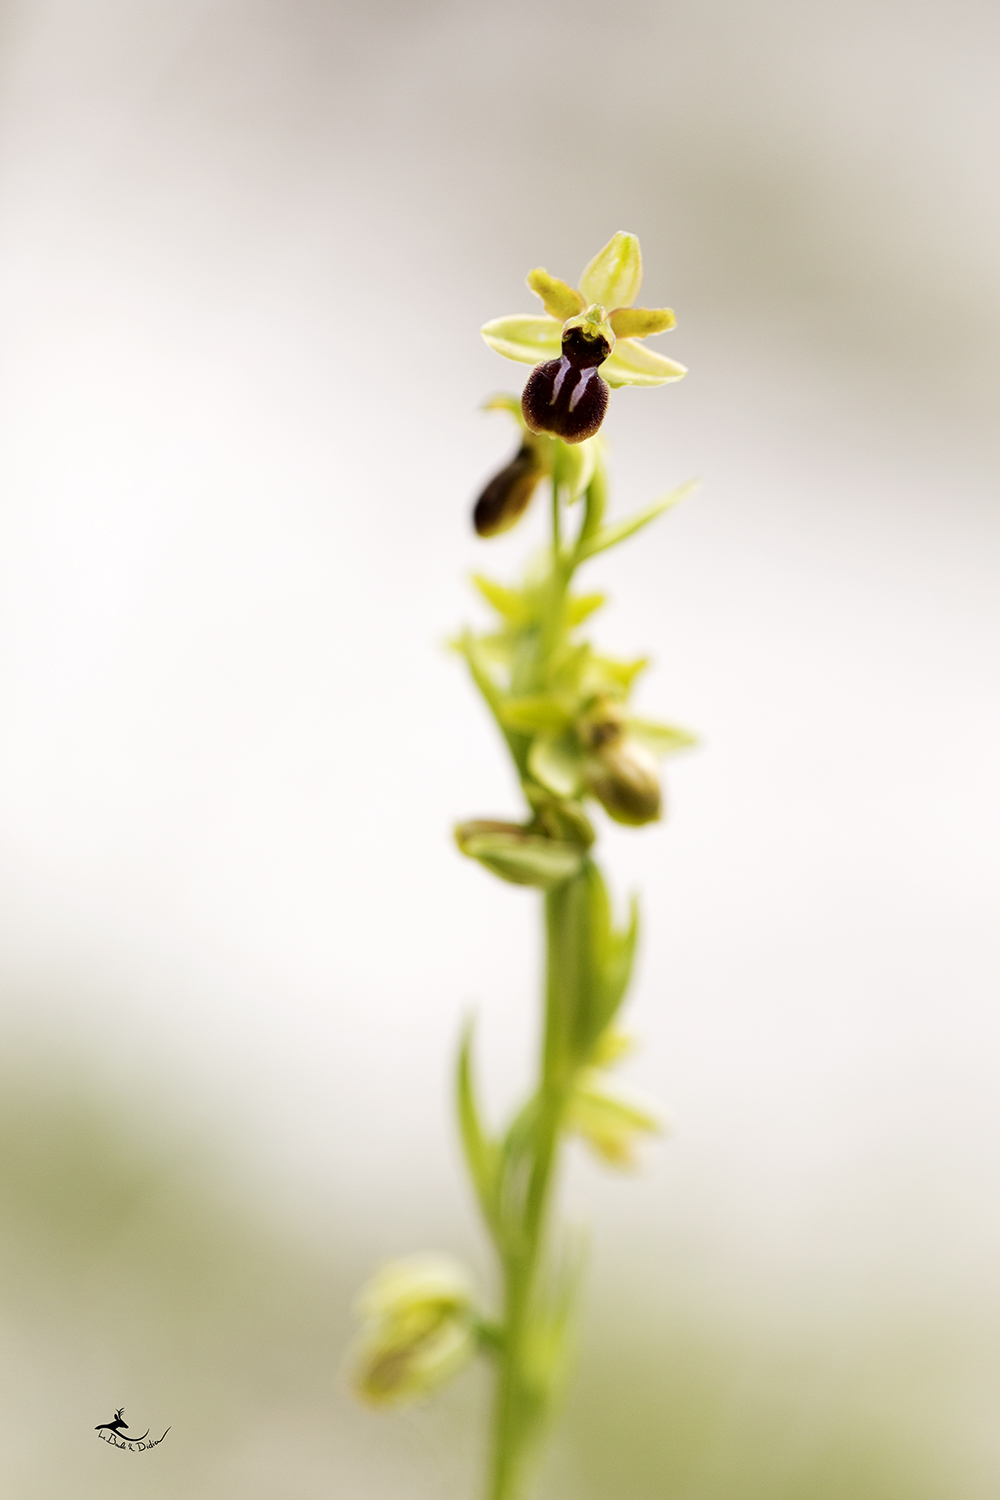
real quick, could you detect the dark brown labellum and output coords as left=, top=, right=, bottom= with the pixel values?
left=521, top=324, right=611, bottom=444
left=473, top=445, right=545, bottom=536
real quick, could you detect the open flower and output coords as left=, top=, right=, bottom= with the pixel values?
left=481, top=232, right=686, bottom=443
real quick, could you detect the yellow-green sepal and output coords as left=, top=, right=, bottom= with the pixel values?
left=578, top=231, right=643, bottom=311
left=526, top=267, right=585, bottom=320
left=566, top=1076, right=666, bottom=1169
left=481, top=315, right=562, bottom=365
left=627, top=719, right=699, bottom=756
left=601, top=338, right=687, bottom=387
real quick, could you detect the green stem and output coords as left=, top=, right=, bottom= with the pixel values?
left=551, top=460, right=563, bottom=558
left=487, top=926, right=568, bottom=1500
left=486, top=450, right=588, bottom=1500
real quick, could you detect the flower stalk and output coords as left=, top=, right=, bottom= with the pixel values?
left=350, top=234, right=693, bottom=1500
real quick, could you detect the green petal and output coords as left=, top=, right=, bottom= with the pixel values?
left=627, top=718, right=698, bottom=757
left=578, top=232, right=643, bottom=311
left=526, top=268, right=585, bottom=320
left=359, top=1255, right=474, bottom=1321
left=481, top=314, right=562, bottom=365
left=601, top=338, right=687, bottom=388
left=608, top=305, right=676, bottom=339
left=566, top=1077, right=665, bottom=1169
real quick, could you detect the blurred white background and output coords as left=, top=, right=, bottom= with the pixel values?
left=0, top=1, right=997, bottom=1494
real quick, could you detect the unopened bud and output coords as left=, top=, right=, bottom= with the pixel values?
left=473, top=444, right=545, bottom=537
left=352, top=1254, right=476, bottom=1407
left=584, top=738, right=662, bottom=826
left=455, top=820, right=585, bottom=888
left=577, top=697, right=627, bottom=751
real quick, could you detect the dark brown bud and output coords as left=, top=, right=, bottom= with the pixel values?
left=473, top=444, right=545, bottom=537
left=521, top=325, right=611, bottom=445
left=584, top=739, right=662, bottom=826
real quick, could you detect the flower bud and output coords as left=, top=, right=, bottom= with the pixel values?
left=473, top=443, right=546, bottom=536
left=352, top=1255, right=476, bottom=1407
left=575, top=699, right=662, bottom=825
left=584, top=738, right=662, bottom=826
left=522, top=306, right=614, bottom=445
left=455, top=820, right=585, bottom=888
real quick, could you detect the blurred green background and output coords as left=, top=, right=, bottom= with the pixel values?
left=0, top=0, right=997, bottom=1493
left=1, top=1050, right=995, bottom=1496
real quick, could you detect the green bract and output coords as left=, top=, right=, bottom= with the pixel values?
left=481, top=231, right=686, bottom=389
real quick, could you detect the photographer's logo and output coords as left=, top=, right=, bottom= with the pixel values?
left=94, top=1407, right=170, bottom=1451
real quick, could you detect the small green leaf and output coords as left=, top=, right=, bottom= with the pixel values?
left=585, top=652, right=649, bottom=691
left=608, top=305, right=676, bottom=339
left=454, top=629, right=520, bottom=743
left=565, top=592, right=606, bottom=626
left=472, top=574, right=530, bottom=624
left=496, top=1096, right=542, bottom=1254
left=602, top=338, right=687, bottom=388
left=590, top=1028, right=635, bottom=1067
left=595, top=896, right=639, bottom=1033
left=481, top=314, right=562, bottom=365
left=577, top=480, right=698, bottom=561
left=455, top=821, right=584, bottom=888
left=500, top=695, right=573, bottom=733
left=628, top=718, right=699, bottom=756
left=528, top=734, right=585, bottom=798
left=475, top=632, right=515, bottom=667
left=578, top=232, right=643, bottom=311
left=456, top=1020, right=499, bottom=1235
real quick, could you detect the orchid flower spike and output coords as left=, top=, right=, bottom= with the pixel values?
left=481, top=232, right=686, bottom=443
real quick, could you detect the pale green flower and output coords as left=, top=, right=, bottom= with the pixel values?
left=481, top=231, right=686, bottom=389
left=351, top=1254, right=477, bottom=1407
left=566, top=1070, right=667, bottom=1169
